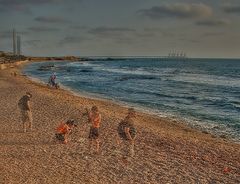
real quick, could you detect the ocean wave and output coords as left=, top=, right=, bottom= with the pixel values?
left=115, top=75, right=158, bottom=81
left=171, top=73, right=240, bottom=88
left=91, top=66, right=161, bottom=76
left=23, top=59, right=240, bottom=142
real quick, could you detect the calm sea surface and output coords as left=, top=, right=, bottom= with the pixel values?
left=23, top=58, right=240, bottom=141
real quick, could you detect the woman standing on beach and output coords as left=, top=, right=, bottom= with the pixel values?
left=86, top=106, right=102, bottom=153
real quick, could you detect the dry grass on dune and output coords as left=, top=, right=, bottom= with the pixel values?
left=0, top=68, right=240, bottom=184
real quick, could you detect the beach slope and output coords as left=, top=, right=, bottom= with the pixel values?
left=0, top=66, right=239, bottom=184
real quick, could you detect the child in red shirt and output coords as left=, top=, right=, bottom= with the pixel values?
left=55, top=119, right=76, bottom=144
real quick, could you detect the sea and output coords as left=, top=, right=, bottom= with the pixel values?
left=23, top=58, right=240, bottom=142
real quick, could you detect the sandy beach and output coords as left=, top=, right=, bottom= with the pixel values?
left=0, top=62, right=239, bottom=184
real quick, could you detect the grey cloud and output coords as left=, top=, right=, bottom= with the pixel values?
left=178, top=38, right=200, bottom=43
left=0, top=30, right=28, bottom=39
left=70, top=25, right=89, bottom=30
left=135, top=32, right=156, bottom=38
left=196, top=19, right=230, bottom=26
left=0, top=0, right=79, bottom=14
left=138, top=3, right=212, bottom=19
left=0, top=0, right=54, bottom=13
left=88, top=27, right=136, bottom=36
left=34, top=16, right=71, bottom=24
left=24, top=40, right=41, bottom=47
left=201, top=32, right=225, bottom=37
left=0, top=0, right=71, bottom=6
left=0, top=4, right=32, bottom=14
left=222, top=5, right=240, bottom=14
left=59, top=36, right=89, bottom=45
left=0, top=31, right=12, bottom=39
left=142, top=28, right=176, bottom=38
left=28, top=27, right=60, bottom=32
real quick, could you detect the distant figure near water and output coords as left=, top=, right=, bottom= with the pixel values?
left=18, top=92, right=33, bottom=132
left=48, top=72, right=59, bottom=89
left=117, top=108, right=137, bottom=159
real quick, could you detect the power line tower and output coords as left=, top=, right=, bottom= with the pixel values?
left=13, top=29, right=16, bottom=55
left=17, top=36, right=21, bottom=55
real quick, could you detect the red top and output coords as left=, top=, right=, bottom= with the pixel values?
left=89, top=113, right=101, bottom=128
left=56, top=123, right=71, bottom=134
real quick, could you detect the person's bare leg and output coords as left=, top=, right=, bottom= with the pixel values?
left=28, top=111, right=33, bottom=131
left=23, top=122, right=27, bottom=133
left=130, top=142, right=135, bottom=157
left=96, top=139, right=100, bottom=153
left=88, top=139, right=93, bottom=152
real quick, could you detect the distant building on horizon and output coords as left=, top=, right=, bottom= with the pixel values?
left=168, top=50, right=187, bottom=58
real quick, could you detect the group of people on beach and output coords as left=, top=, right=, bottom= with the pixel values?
left=18, top=92, right=137, bottom=159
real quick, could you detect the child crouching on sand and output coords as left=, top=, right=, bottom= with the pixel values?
left=86, top=106, right=102, bottom=153
left=55, top=119, right=77, bottom=144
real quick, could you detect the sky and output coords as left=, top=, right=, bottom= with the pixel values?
left=0, top=0, right=240, bottom=58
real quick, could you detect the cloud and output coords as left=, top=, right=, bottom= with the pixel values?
left=138, top=3, right=212, bottom=19
left=0, top=0, right=53, bottom=13
left=0, top=30, right=28, bottom=39
left=143, top=28, right=175, bottom=37
left=28, top=27, right=60, bottom=32
left=59, top=36, right=89, bottom=45
left=70, top=25, right=89, bottom=30
left=0, top=31, right=12, bottom=39
left=222, top=5, right=240, bottom=14
left=0, top=0, right=78, bottom=14
left=34, top=16, right=71, bottom=24
left=24, top=40, right=41, bottom=47
left=195, top=18, right=230, bottom=26
left=0, top=0, right=70, bottom=6
left=201, top=32, right=225, bottom=37
left=88, top=26, right=135, bottom=36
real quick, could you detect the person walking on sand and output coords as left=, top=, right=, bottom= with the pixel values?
left=86, top=106, right=102, bottom=153
left=18, top=92, right=33, bottom=132
left=55, top=119, right=77, bottom=144
left=117, top=108, right=137, bottom=159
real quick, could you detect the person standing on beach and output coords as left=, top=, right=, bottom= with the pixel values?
left=117, top=108, right=137, bottom=159
left=18, top=92, right=33, bottom=132
left=86, top=106, right=102, bottom=153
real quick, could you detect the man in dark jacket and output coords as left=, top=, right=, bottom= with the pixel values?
left=117, top=108, right=137, bottom=159
left=18, top=92, right=33, bottom=132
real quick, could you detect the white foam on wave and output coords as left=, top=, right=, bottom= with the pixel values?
left=93, top=66, right=160, bottom=76
left=183, top=117, right=240, bottom=142
left=26, top=76, right=47, bottom=85
left=171, top=73, right=240, bottom=88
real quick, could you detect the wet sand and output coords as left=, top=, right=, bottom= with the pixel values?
left=0, top=62, right=239, bottom=184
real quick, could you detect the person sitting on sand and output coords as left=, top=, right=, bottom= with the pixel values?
left=48, top=72, right=59, bottom=88
left=55, top=119, right=77, bottom=144
left=86, top=106, right=102, bottom=153
left=18, top=92, right=33, bottom=132
left=117, top=108, right=137, bottom=158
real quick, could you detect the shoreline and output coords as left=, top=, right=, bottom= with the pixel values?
left=13, top=60, right=240, bottom=145
left=1, top=60, right=240, bottom=183
left=23, top=60, right=240, bottom=143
